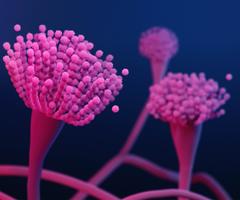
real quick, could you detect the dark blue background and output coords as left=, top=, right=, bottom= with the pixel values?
left=0, top=0, right=239, bottom=199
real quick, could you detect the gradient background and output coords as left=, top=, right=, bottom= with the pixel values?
left=0, top=0, right=239, bottom=199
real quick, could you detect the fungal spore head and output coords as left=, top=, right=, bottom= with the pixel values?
left=139, top=27, right=178, bottom=63
left=3, top=24, right=126, bottom=126
left=147, top=72, right=230, bottom=127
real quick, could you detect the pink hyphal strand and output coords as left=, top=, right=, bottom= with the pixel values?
left=3, top=24, right=125, bottom=200
left=72, top=28, right=230, bottom=200
left=225, top=73, right=233, bottom=81
left=1, top=24, right=231, bottom=200
left=3, top=24, right=124, bottom=126
left=72, top=27, right=179, bottom=200
left=14, top=24, right=21, bottom=32
left=112, top=105, right=119, bottom=113
left=147, top=72, right=230, bottom=199
left=139, top=27, right=178, bottom=83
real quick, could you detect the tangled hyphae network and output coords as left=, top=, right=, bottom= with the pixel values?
left=0, top=24, right=233, bottom=200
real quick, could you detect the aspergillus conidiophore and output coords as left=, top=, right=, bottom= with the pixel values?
left=147, top=72, right=230, bottom=200
left=3, top=24, right=127, bottom=200
left=139, top=27, right=178, bottom=83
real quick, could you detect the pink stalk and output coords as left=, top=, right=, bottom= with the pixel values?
left=71, top=155, right=124, bottom=200
left=147, top=72, right=230, bottom=200
left=0, top=160, right=230, bottom=200
left=71, top=155, right=123, bottom=200
left=84, top=155, right=124, bottom=185
left=71, top=27, right=179, bottom=200
left=122, top=189, right=210, bottom=200
left=28, top=110, right=64, bottom=200
left=124, top=154, right=231, bottom=200
left=0, top=192, right=16, bottom=200
left=124, top=154, right=178, bottom=182
left=192, top=173, right=231, bottom=200
left=119, top=60, right=168, bottom=155
left=120, top=27, right=178, bottom=155
left=0, top=165, right=119, bottom=200
left=170, top=123, right=202, bottom=197
left=139, top=27, right=178, bottom=84
left=150, top=59, right=168, bottom=84
left=119, top=103, right=150, bottom=155
left=120, top=27, right=178, bottom=154
left=3, top=24, right=125, bottom=200
left=71, top=27, right=178, bottom=200
left=139, top=27, right=178, bottom=61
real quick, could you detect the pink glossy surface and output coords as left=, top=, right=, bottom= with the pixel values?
left=147, top=72, right=230, bottom=126
left=72, top=28, right=231, bottom=200
left=1, top=25, right=231, bottom=200
left=170, top=124, right=202, bottom=200
left=147, top=72, right=230, bottom=200
left=139, top=27, right=178, bottom=62
left=2, top=24, right=126, bottom=200
left=3, top=24, right=123, bottom=126
left=28, top=110, right=64, bottom=200
left=139, top=27, right=178, bottom=83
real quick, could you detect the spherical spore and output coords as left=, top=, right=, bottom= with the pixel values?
left=3, top=25, right=124, bottom=126
left=225, top=73, right=233, bottom=81
left=147, top=72, right=230, bottom=126
left=112, top=105, right=119, bottom=113
left=121, top=68, right=129, bottom=76
left=139, top=27, right=178, bottom=62
left=14, top=24, right=21, bottom=32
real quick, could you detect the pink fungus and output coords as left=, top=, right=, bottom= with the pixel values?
left=72, top=28, right=231, bottom=200
left=139, top=27, right=178, bottom=83
left=3, top=24, right=125, bottom=200
left=122, top=68, right=129, bottom=76
left=225, top=73, right=233, bottom=81
left=3, top=24, right=124, bottom=126
left=139, top=27, right=178, bottom=63
left=112, top=105, right=119, bottom=113
left=147, top=72, right=230, bottom=126
left=14, top=24, right=21, bottom=32
left=147, top=72, right=230, bottom=195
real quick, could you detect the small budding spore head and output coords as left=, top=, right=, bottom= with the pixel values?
left=3, top=24, right=125, bottom=126
left=147, top=72, right=230, bottom=126
left=139, top=27, right=178, bottom=62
